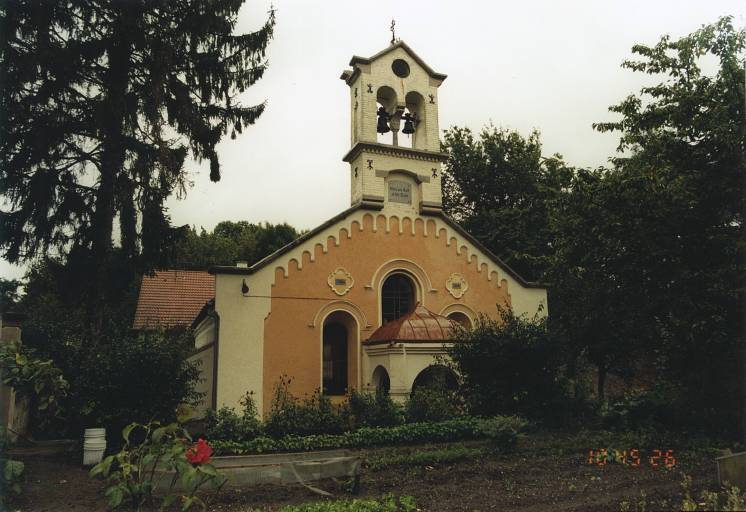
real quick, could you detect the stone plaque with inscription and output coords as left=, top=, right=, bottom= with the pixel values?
left=388, top=180, right=412, bottom=204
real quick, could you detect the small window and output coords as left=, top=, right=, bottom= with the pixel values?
left=381, top=273, right=415, bottom=324
left=323, top=323, right=348, bottom=395
left=392, top=59, right=410, bottom=78
left=447, top=312, right=472, bottom=329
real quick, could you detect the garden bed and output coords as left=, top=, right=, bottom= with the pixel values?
left=8, top=431, right=724, bottom=511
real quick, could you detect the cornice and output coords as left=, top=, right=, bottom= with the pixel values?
left=342, top=142, right=447, bottom=164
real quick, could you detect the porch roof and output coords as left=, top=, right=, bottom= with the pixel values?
left=365, top=304, right=456, bottom=345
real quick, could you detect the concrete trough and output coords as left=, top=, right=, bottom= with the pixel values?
left=716, top=451, right=746, bottom=490
left=155, top=450, right=361, bottom=490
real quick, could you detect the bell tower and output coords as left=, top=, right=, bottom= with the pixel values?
left=340, top=41, right=447, bottom=215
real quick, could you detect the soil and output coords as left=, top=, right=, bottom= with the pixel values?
left=7, top=432, right=721, bottom=511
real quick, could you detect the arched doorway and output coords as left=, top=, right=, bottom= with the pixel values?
left=322, top=310, right=359, bottom=396
left=411, top=365, right=458, bottom=393
left=381, top=273, right=415, bottom=324
left=371, top=365, right=391, bottom=394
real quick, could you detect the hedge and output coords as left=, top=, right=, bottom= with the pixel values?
left=211, top=416, right=527, bottom=455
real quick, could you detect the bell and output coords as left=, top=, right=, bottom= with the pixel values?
left=402, top=112, right=415, bottom=135
left=376, top=107, right=390, bottom=134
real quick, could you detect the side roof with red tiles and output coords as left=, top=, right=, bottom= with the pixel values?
left=133, top=270, right=215, bottom=329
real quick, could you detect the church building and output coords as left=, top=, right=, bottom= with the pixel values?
left=134, top=41, right=548, bottom=418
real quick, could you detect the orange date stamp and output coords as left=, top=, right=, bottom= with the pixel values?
left=587, top=449, right=676, bottom=468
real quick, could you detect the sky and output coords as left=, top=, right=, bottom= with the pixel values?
left=2, top=0, right=744, bottom=280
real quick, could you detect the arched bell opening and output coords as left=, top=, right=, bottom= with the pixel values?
left=401, top=91, right=425, bottom=149
left=322, top=310, right=359, bottom=395
left=371, top=365, right=391, bottom=395
left=376, top=86, right=397, bottom=146
left=411, top=365, right=459, bottom=394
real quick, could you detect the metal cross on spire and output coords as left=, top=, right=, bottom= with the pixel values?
left=390, top=19, right=396, bottom=45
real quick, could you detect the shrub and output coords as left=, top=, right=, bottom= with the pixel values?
left=476, top=416, right=528, bottom=451
left=0, top=340, right=69, bottom=428
left=0, top=428, right=24, bottom=507
left=348, top=390, right=404, bottom=428
left=211, top=416, right=527, bottom=455
left=600, top=388, right=676, bottom=431
left=405, top=384, right=461, bottom=423
left=447, top=308, right=572, bottom=424
left=205, top=392, right=262, bottom=442
left=264, top=377, right=348, bottom=438
left=90, top=422, right=226, bottom=511
left=367, top=445, right=483, bottom=470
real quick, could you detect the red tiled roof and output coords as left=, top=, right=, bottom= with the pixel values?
left=133, top=270, right=215, bottom=329
left=365, top=304, right=455, bottom=344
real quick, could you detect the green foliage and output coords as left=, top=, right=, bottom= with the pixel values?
left=476, top=416, right=529, bottom=451
left=264, top=377, right=349, bottom=438
left=619, top=476, right=746, bottom=512
left=169, top=221, right=301, bottom=269
left=441, top=125, right=572, bottom=281
left=0, top=458, right=24, bottom=503
left=0, top=1, right=276, bottom=278
left=367, top=445, right=484, bottom=470
left=90, top=422, right=226, bottom=511
left=348, top=390, right=404, bottom=428
left=600, top=388, right=676, bottom=431
left=204, top=392, right=262, bottom=442
left=405, top=384, right=461, bottom=423
left=263, top=494, right=417, bottom=512
left=211, top=416, right=526, bottom=456
left=0, top=340, right=69, bottom=427
left=0, top=278, right=22, bottom=312
left=447, top=309, right=572, bottom=424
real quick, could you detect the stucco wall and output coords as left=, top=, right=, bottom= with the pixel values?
left=256, top=211, right=546, bottom=413
left=186, top=344, right=215, bottom=418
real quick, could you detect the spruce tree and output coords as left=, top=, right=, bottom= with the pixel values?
left=0, top=0, right=275, bottom=305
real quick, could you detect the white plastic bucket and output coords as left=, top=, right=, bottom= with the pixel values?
left=83, top=428, right=107, bottom=466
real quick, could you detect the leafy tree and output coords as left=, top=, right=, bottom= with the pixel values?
left=592, top=16, right=744, bottom=432
left=0, top=278, right=22, bottom=312
left=167, top=221, right=301, bottom=269
left=447, top=308, right=571, bottom=423
left=0, top=0, right=276, bottom=307
left=441, top=126, right=572, bottom=280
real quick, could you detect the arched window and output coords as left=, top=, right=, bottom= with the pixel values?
left=447, top=312, right=472, bottom=329
left=412, top=365, right=459, bottom=393
left=322, top=323, right=348, bottom=395
left=381, top=273, right=415, bottom=324
left=372, top=365, right=390, bottom=394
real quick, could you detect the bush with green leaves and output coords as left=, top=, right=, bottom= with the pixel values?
left=600, top=387, right=676, bottom=431
left=90, top=422, right=226, bottom=511
left=476, top=416, right=528, bottom=451
left=212, top=416, right=527, bottom=455
left=348, top=390, right=404, bottom=428
left=405, top=384, right=461, bottom=423
left=0, top=339, right=69, bottom=428
left=264, top=377, right=349, bottom=438
left=266, top=494, right=416, bottom=512
left=0, top=428, right=24, bottom=507
left=448, top=309, right=573, bottom=424
left=204, top=392, right=262, bottom=442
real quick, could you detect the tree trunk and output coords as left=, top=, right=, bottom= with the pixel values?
left=597, top=366, right=607, bottom=402
left=89, top=8, right=135, bottom=330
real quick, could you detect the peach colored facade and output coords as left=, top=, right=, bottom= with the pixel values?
left=198, top=41, right=548, bottom=417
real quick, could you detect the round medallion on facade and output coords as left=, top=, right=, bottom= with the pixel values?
left=445, top=273, right=468, bottom=299
left=328, top=267, right=354, bottom=296
left=391, top=59, right=410, bottom=78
